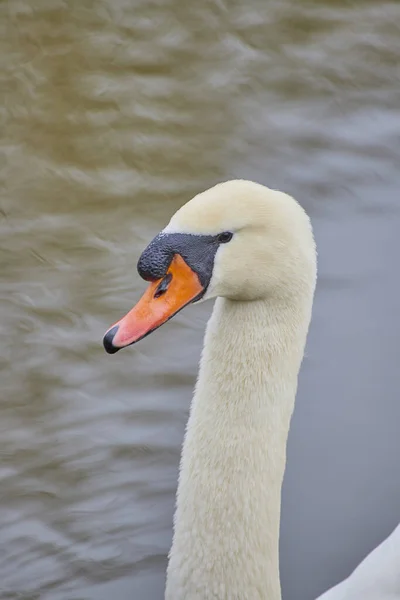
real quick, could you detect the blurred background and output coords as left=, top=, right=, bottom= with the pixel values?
left=2, top=1, right=400, bottom=598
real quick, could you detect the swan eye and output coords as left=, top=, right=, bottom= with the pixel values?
left=217, top=231, right=233, bottom=244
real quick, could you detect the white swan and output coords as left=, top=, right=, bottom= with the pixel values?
left=316, top=522, right=400, bottom=600
left=103, top=180, right=400, bottom=600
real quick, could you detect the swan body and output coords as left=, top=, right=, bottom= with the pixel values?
left=317, top=523, right=400, bottom=600
left=103, top=180, right=399, bottom=600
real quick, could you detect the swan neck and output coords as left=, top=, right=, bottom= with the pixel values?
left=166, top=295, right=312, bottom=600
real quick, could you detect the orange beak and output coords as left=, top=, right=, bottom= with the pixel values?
left=103, top=254, right=203, bottom=353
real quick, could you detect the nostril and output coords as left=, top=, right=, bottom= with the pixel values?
left=154, top=273, right=172, bottom=299
left=103, top=325, right=120, bottom=354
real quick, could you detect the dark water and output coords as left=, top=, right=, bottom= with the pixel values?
left=2, top=1, right=400, bottom=598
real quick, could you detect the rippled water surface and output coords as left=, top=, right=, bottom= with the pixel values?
left=2, top=1, right=400, bottom=598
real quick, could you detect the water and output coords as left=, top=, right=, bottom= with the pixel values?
left=2, top=1, right=400, bottom=598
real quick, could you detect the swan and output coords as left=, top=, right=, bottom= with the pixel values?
left=103, top=180, right=400, bottom=600
left=316, top=522, right=400, bottom=600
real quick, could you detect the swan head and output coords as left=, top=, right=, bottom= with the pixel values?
left=103, top=180, right=316, bottom=353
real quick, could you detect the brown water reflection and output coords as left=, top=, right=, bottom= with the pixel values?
left=2, top=1, right=400, bottom=598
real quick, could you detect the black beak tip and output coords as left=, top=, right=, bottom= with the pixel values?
left=103, top=325, right=120, bottom=354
